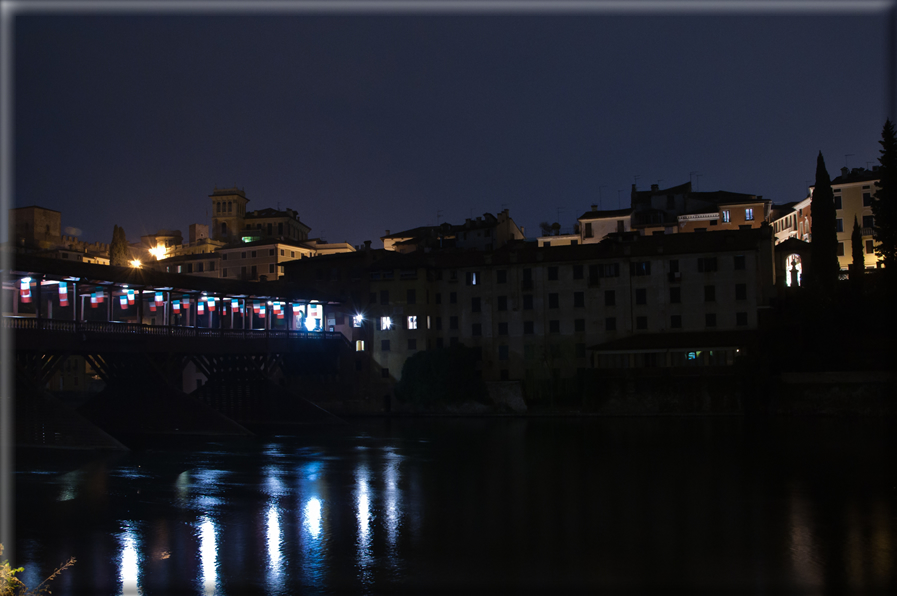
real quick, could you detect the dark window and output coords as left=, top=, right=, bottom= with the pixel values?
left=549, top=320, right=560, bottom=334
left=585, top=222, right=593, bottom=238
left=631, top=261, right=651, bottom=276
left=435, top=317, right=442, bottom=330
left=252, top=250, right=257, bottom=258
left=450, top=292, right=457, bottom=304
left=671, top=315, right=682, bottom=329
left=573, top=292, right=584, bottom=307
left=636, top=316, right=647, bottom=330
left=523, top=268, right=532, bottom=281
left=736, top=312, right=748, bottom=326
left=866, top=239, right=875, bottom=254
left=705, top=285, right=716, bottom=302
left=837, top=242, right=845, bottom=257
left=380, top=290, right=389, bottom=305
left=523, top=295, right=534, bottom=310
left=407, top=289, right=416, bottom=304
left=497, top=296, right=508, bottom=311
left=524, top=321, right=534, bottom=335
left=436, top=338, right=444, bottom=349
left=548, top=266, right=558, bottom=281
left=435, top=293, right=442, bottom=305
left=450, top=316, right=459, bottom=330
left=574, top=318, right=585, bottom=332
left=706, top=313, right=717, bottom=327
left=863, top=192, right=872, bottom=206
left=734, top=255, right=746, bottom=270
left=670, top=287, right=681, bottom=303
left=498, top=322, right=508, bottom=335
left=735, top=283, right=747, bottom=300
left=499, top=345, right=509, bottom=361
left=863, top=215, right=874, bottom=228
left=834, top=195, right=842, bottom=209
left=222, top=253, right=228, bottom=261
left=472, top=297, right=481, bottom=312
left=268, top=263, right=275, bottom=274
left=381, top=340, right=391, bottom=351
left=497, top=270, right=507, bottom=284
left=472, top=323, right=482, bottom=336
left=408, top=339, right=417, bottom=350
left=635, top=289, right=647, bottom=305
left=572, top=264, right=584, bottom=280
left=269, top=248, right=275, bottom=256
left=548, top=293, right=559, bottom=309
left=605, top=290, right=615, bottom=306
left=698, top=257, right=718, bottom=272
left=836, top=219, right=843, bottom=233
left=382, top=368, right=390, bottom=378
left=669, top=259, right=679, bottom=273
left=605, top=317, right=616, bottom=331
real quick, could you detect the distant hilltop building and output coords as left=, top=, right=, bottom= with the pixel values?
left=538, top=181, right=771, bottom=247
left=7, top=205, right=110, bottom=264
left=381, top=209, right=525, bottom=253
left=209, top=186, right=311, bottom=244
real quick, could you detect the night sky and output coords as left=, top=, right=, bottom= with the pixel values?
left=10, top=3, right=894, bottom=248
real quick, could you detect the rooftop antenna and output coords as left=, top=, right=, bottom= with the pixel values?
left=436, top=209, right=443, bottom=224
left=845, top=154, right=854, bottom=168
left=689, top=171, right=698, bottom=185
left=633, top=174, right=640, bottom=188
left=695, top=174, right=703, bottom=192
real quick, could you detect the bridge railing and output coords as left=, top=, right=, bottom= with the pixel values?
left=4, top=316, right=348, bottom=344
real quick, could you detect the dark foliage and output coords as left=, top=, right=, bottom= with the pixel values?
left=110, top=225, right=130, bottom=266
left=808, top=152, right=840, bottom=294
left=872, top=119, right=897, bottom=276
left=395, top=345, right=489, bottom=406
left=851, top=216, right=864, bottom=276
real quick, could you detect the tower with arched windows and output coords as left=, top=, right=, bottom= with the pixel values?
left=210, top=187, right=249, bottom=242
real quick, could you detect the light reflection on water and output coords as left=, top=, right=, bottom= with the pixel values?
left=13, top=419, right=897, bottom=594
left=196, top=516, right=219, bottom=596
left=118, top=523, right=141, bottom=596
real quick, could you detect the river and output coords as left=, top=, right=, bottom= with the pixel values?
left=13, top=417, right=897, bottom=595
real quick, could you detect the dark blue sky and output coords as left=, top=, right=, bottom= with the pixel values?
left=11, top=5, right=894, bottom=247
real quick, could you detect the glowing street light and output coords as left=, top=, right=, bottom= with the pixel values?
left=129, top=259, right=142, bottom=268
left=148, top=245, right=168, bottom=260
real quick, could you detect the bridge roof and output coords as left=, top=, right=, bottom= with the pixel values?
left=7, top=254, right=341, bottom=303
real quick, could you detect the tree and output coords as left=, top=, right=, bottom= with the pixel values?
left=851, top=216, right=864, bottom=280
left=539, top=221, right=552, bottom=236
left=110, top=225, right=130, bottom=266
left=872, top=118, right=897, bottom=274
left=808, top=151, right=840, bottom=294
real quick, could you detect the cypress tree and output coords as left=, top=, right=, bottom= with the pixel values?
left=871, top=119, right=897, bottom=275
left=809, top=152, right=840, bottom=294
left=110, top=225, right=130, bottom=266
left=851, top=216, right=864, bottom=278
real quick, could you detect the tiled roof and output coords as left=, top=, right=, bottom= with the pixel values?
left=578, top=207, right=633, bottom=220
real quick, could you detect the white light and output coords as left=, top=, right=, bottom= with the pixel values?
left=197, top=517, right=218, bottom=596
left=21, top=277, right=31, bottom=283
left=118, top=525, right=141, bottom=596
left=305, top=497, right=322, bottom=539
left=129, top=259, right=142, bottom=268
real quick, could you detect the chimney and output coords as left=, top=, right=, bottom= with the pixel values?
left=651, top=184, right=659, bottom=191
left=364, top=240, right=372, bottom=251
left=591, top=204, right=597, bottom=211
left=841, top=167, right=849, bottom=178
left=385, top=230, right=390, bottom=236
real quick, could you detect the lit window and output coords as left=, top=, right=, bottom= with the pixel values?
left=355, top=340, right=365, bottom=352
left=407, top=316, right=418, bottom=330
left=722, top=210, right=730, bottom=223
left=353, top=314, right=364, bottom=327
left=745, top=208, right=754, bottom=221
left=380, top=316, right=392, bottom=330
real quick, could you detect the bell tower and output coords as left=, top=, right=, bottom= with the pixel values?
left=209, top=186, right=249, bottom=242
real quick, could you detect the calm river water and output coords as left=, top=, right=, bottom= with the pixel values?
left=13, top=417, right=897, bottom=595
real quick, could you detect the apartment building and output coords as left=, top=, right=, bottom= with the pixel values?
left=382, top=210, right=525, bottom=253
left=283, top=226, right=776, bottom=400
left=770, top=167, right=882, bottom=272
left=572, top=182, right=771, bottom=245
